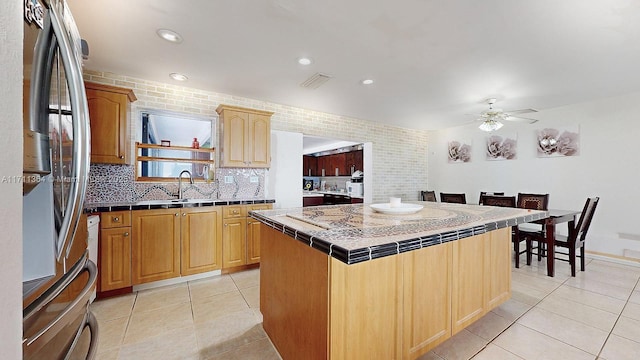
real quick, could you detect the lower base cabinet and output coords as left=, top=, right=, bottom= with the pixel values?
left=100, top=227, right=132, bottom=291
left=131, top=207, right=223, bottom=285
left=222, top=204, right=273, bottom=269
left=99, top=210, right=132, bottom=293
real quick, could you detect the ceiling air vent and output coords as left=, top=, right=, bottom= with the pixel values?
left=300, top=73, right=332, bottom=89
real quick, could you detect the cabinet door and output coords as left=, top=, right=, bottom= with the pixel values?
left=132, top=209, right=181, bottom=284
left=402, top=242, right=451, bottom=358
left=181, top=207, right=223, bottom=276
left=248, top=113, right=271, bottom=168
left=485, top=227, right=511, bottom=309
left=86, top=87, right=129, bottom=164
left=221, top=110, right=249, bottom=167
left=222, top=218, right=247, bottom=268
left=100, top=227, right=131, bottom=291
left=316, top=156, right=326, bottom=176
left=451, top=234, right=486, bottom=335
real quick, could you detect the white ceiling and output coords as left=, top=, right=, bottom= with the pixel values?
left=67, top=0, right=640, bottom=130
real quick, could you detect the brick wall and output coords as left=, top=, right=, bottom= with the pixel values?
left=83, top=70, right=429, bottom=202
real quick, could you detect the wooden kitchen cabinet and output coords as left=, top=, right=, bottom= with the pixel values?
left=222, top=204, right=273, bottom=269
left=131, top=207, right=223, bottom=284
left=312, top=150, right=362, bottom=177
left=216, top=105, right=273, bottom=168
left=303, top=155, right=318, bottom=176
left=181, top=207, right=223, bottom=276
left=85, top=82, right=136, bottom=164
left=131, top=209, right=181, bottom=285
left=223, top=218, right=247, bottom=268
left=99, top=211, right=132, bottom=293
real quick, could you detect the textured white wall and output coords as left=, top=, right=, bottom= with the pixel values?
left=428, top=91, right=640, bottom=259
left=0, top=1, right=24, bottom=357
left=83, top=70, right=430, bottom=203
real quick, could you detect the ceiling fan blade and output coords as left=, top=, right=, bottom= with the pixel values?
left=505, top=115, right=538, bottom=124
left=506, top=108, right=538, bottom=115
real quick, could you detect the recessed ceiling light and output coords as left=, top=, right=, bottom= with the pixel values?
left=298, top=57, right=312, bottom=65
left=157, top=29, right=183, bottom=43
left=169, top=73, right=188, bottom=81
left=361, top=79, right=374, bottom=85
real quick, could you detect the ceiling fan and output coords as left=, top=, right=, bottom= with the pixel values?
left=472, top=98, right=539, bottom=132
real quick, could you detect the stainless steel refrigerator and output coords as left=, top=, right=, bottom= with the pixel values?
left=22, top=0, right=97, bottom=358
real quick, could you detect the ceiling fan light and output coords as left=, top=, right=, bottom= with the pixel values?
left=478, top=119, right=503, bottom=132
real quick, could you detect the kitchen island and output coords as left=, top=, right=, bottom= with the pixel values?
left=250, top=202, right=547, bottom=360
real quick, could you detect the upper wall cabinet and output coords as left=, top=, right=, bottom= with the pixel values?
left=85, top=82, right=137, bottom=164
left=216, top=105, right=273, bottom=168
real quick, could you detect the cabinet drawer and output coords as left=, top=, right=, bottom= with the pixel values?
left=247, top=204, right=273, bottom=212
left=223, top=206, right=246, bottom=219
left=101, top=211, right=131, bottom=228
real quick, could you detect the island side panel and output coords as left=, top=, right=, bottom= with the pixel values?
left=451, top=233, right=487, bottom=334
left=485, top=227, right=512, bottom=309
left=329, top=255, right=403, bottom=360
left=260, top=225, right=329, bottom=360
left=402, top=242, right=452, bottom=359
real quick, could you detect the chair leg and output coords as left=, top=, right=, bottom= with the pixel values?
left=537, top=241, right=543, bottom=261
left=569, top=246, right=576, bottom=277
left=526, top=237, right=533, bottom=266
left=513, top=236, right=520, bottom=268
left=580, top=246, right=585, bottom=271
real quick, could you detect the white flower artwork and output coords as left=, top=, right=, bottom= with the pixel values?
left=448, top=141, right=471, bottom=163
left=486, top=134, right=517, bottom=161
left=537, top=126, right=580, bottom=157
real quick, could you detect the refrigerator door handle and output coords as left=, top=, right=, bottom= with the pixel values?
left=24, top=260, right=97, bottom=347
left=48, top=2, right=90, bottom=262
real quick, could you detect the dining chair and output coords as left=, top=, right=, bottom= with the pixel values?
left=481, top=195, right=515, bottom=208
left=421, top=190, right=437, bottom=202
left=514, top=193, right=550, bottom=268
left=480, top=195, right=521, bottom=268
left=526, top=197, right=599, bottom=276
left=440, top=192, right=466, bottom=204
left=478, top=191, right=504, bottom=205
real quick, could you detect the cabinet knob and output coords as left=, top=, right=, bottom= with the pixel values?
left=112, top=217, right=119, bottom=222
left=175, top=213, right=179, bottom=217
left=224, top=223, right=228, bottom=226
left=119, top=155, right=124, bottom=159
left=123, top=232, right=129, bottom=237
left=182, top=213, right=186, bottom=217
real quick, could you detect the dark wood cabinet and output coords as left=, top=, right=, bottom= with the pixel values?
left=303, top=155, right=318, bottom=176
left=305, top=150, right=363, bottom=177
left=303, top=196, right=324, bottom=207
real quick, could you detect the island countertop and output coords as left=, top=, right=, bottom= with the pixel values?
left=250, top=202, right=547, bottom=264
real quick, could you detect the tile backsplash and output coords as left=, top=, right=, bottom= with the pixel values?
left=86, top=164, right=265, bottom=204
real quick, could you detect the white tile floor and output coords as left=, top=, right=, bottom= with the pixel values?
left=91, top=256, right=640, bottom=360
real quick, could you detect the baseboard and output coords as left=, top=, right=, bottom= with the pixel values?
left=132, top=269, right=222, bottom=292
left=585, top=250, right=640, bottom=267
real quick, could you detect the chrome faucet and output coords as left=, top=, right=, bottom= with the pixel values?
left=177, top=170, right=194, bottom=199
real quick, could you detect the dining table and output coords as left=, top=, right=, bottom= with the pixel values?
left=535, top=209, right=582, bottom=277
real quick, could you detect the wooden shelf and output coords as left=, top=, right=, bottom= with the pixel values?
left=136, top=142, right=215, bottom=153
left=135, top=142, right=216, bottom=182
left=136, top=156, right=214, bottom=164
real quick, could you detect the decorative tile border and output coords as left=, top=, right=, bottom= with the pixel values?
left=84, top=199, right=275, bottom=213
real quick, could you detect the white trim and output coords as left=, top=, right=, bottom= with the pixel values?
left=132, top=270, right=222, bottom=292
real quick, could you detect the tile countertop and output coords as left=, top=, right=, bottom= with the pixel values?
left=84, top=198, right=275, bottom=213
left=249, top=202, right=547, bottom=265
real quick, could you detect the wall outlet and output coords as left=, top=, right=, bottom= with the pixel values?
left=224, top=176, right=234, bottom=184
left=250, top=176, right=259, bottom=183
